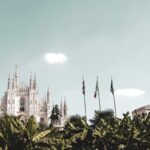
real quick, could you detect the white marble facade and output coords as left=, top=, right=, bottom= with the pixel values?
left=0, top=66, right=67, bottom=126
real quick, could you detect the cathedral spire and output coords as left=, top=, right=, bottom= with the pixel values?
left=47, top=86, right=50, bottom=102
left=12, top=75, right=15, bottom=89
left=15, top=65, right=18, bottom=76
left=7, top=73, right=11, bottom=90
left=33, top=72, right=37, bottom=89
left=60, top=97, right=63, bottom=116
left=29, top=72, right=33, bottom=89
left=14, top=65, right=19, bottom=89
left=64, top=97, right=67, bottom=118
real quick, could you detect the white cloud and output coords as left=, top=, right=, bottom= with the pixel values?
left=44, top=53, right=68, bottom=64
left=115, top=88, right=145, bottom=97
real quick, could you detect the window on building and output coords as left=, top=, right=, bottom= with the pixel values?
left=20, top=97, right=25, bottom=112
left=40, top=117, right=44, bottom=122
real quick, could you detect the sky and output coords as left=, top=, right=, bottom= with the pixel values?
left=0, top=0, right=150, bottom=119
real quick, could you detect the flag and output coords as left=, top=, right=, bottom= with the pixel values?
left=110, top=78, right=114, bottom=95
left=82, top=78, right=85, bottom=95
left=94, top=80, right=99, bottom=98
left=110, top=78, right=117, bottom=117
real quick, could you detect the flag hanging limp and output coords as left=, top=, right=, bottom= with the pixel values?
left=82, top=78, right=85, bottom=95
left=110, top=77, right=117, bottom=117
left=94, top=80, right=99, bottom=98
left=110, top=78, right=114, bottom=95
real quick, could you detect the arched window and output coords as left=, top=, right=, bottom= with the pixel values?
left=40, top=117, right=45, bottom=123
left=20, top=97, right=25, bottom=112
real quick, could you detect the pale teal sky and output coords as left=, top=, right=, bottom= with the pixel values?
left=0, top=0, right=150, bottom=119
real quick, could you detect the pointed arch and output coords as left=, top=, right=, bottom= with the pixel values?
left=20, top=97, right=25, bottom=112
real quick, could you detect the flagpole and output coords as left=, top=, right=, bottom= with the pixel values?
left=82, top=76, right=87, bottom=120
left=97, top=76, right=101, bottom=111
left=113, top=93, right=117, bottom=117
left=110, top=77, right=117, bottom=117
left=84, top=91, right=87, bottom=120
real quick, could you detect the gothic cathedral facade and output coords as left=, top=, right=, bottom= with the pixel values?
left=0, top=66, right=67, bottom=126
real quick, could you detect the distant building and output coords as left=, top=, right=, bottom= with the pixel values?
left=132, top=105, right=150, bottom=117
left=0, top=66, right=67, bottom=126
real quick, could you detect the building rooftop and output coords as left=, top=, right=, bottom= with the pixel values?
left=132, top=105, right=150, bottom=113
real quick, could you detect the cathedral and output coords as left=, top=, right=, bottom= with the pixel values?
left=0, top=66, right=67, bottom=126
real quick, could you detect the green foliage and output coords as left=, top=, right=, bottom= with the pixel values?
left=0, top=111, right=150, bottom=149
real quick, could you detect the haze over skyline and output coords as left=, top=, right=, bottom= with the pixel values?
left=0, top=0, right=150, bottom=119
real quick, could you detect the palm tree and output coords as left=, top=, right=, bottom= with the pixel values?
left=90, top=110, right=115, bottom=128
left=24, top=115, right=51, bottom=150
left=90, top=110, right=120, bottom=150
left=63, top=115, right=93, bottom=150
left=0, top=111, right=150, bottom=149
left=0, top=115, right=51, bottom=150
